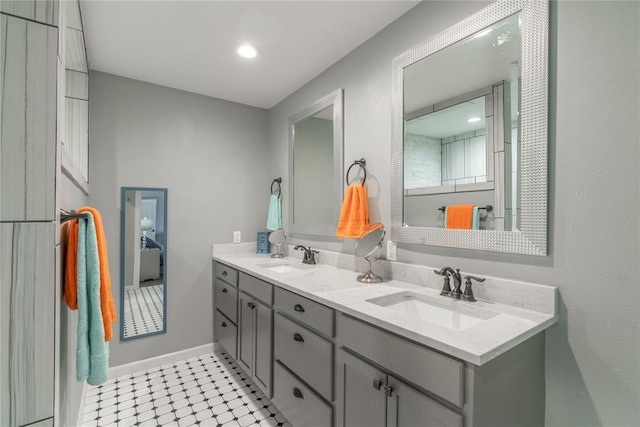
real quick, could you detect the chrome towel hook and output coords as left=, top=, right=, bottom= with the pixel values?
left=346, top=158, right=367, bottom=185
left=271, top=177, right=282, bottom=197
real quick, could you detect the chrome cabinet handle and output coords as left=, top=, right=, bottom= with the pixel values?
left=373, top=379, right=382, bottom=390
left=383, top=385, right=393, bottom=397
left=222, top=271, right=228, bottom=276
left=222, top=288, right=228, bottom=293
left=247, top=302, right=256, bottom=309
left=294, top=304, right=305, bottom=313
left=221, top=322, right=227, bottom=327
left=293, top=387, right=303, bottom=399
left=293, top=333, right=304, bottom=343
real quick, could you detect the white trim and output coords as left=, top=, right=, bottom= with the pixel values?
left=108, top=343, right=218, bottom=379
left=76, top=382, right=87, bottom=427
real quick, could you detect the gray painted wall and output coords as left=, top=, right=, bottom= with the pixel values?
left=88, top=71, right=270, bottom=366
left=267, top=1, right=639, bottom=426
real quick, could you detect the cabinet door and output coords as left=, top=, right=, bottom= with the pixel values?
left=237, top=293, right=255, bottom=374
left=387, top=376, right=463, bottom=427
left=335, top=349, right=387, bottom=427
left=253, top=300, right=273, bottom=397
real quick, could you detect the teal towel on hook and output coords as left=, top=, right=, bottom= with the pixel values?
left=266, top=194, right=282, bottom=231
left=76, top=212, right=109, bottom=386
left=472, top=206, right=480, bottom=230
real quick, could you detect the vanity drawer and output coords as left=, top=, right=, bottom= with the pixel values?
left=272, top=362, right=333, bottom=427
left=275, top=287, right=334, bottom=336
left=274, top=313, right=333, bottom=400
left=215, top=279, right=238, bottom=322
left=336, top=313, right=464, bottom=407
left=214, top=310, right=237, bottom=359
left=215, top=262, right=238, bottom=287
left=239, top=272, right=273, bottom=305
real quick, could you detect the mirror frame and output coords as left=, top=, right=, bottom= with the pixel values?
left=119, top=186, right=168, bottom=341
left=391, top=0, right=548, bottom=255
left=288, top=88, right=344, bottom=237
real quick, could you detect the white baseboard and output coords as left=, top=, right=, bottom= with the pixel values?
left=76, top=382, right=87, bottom=426
left=109, top=343, right=219, bottom=379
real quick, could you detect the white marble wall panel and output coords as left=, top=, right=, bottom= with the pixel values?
left=65, top=70, right=88, bottom=100
left=0, top=222, right=55, bottom=427
left=65, top=0, right=81, bottom=31
left=64, top=27, right=87, bottom=72
left=64, top=98, right=89, bottom=180
left=1, top=15, right=57, bottom=221
left=0, top=0, right=58, bottom=27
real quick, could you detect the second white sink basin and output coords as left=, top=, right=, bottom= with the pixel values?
left=367, top=291, right=498, bottom=331
left=258, top=262, right=317, bottom=274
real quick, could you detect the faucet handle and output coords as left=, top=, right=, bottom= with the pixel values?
left=434, top=268, right=448, bottom=276
left=462, top=275, right=485, bottom=302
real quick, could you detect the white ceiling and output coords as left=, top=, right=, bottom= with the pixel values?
left=80, top=0, right=420, bottom=109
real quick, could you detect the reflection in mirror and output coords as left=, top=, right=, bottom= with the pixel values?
left=269, top=228, right=286, bottom=258
left=403, top=13, right=520, bottom=231
left=120, top=187, right=168, bottom=340
left=355, top=225, right=385, bottom=283
left=391, top=0, right=548, bottom=255
left=289, top=89, right=343, bottom=237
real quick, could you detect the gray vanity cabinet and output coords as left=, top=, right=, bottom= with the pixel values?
left=213, top=263, right=239, bottom=359
left=237, top=273, right=273, bottom=398
left=336, top=349, right=462, bottom=427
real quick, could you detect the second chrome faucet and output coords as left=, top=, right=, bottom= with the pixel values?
left=434, top=267, right=485, bottom=302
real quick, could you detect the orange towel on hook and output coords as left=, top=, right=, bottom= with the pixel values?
left=445, top=205, right=475, bottom=230
left=336, top=184, right=373, bottom=238
left=65, top=207, right=117, bottom=341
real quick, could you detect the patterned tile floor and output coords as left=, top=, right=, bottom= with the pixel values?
left=123, top=284, right=164, bottom=338
left=81, top=352, right=291, bottom=427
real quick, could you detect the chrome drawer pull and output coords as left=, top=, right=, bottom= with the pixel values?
left=222, top=288, right=228, bottom=293
left=383, top=385, right=393, bottom=397
left=373, top=379, right=382, bottom=390
left=222, top=271, right=228, bottom=276
left=248, top=302, right=256, bottom=309
left=221, top=322, right=227, bottom=328
left=293, top=387, right=304, bottom=399
left=294, top=304, right=305, bottom=313
left=293, top=333, right=304, bottom=343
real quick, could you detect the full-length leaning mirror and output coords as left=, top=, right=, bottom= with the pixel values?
left=391, top=0, right=548, bottom=255
left=120, top=187, right=168, bottom=340
left=289, top=89, right=344, bottom=237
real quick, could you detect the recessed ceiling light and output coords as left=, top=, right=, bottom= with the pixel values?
left=237, top=45, right=259, bottom=59
left=468, top=117, right=481, bottom=123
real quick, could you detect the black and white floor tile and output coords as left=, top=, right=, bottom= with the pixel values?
left=82, top=352, right=291, bottom=427
left=123, top=284, right=164, bottom=338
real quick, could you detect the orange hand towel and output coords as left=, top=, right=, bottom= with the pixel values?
left=446, top=205, right=475, bottom=230
left=78, top=207, right=117, bottom=341
left=336, top=184, right=370, bottom=238
left=65, top=220, right=79, bottom=310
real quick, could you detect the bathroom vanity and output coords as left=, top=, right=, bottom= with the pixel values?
left=212, top=252, right=557, bottom=427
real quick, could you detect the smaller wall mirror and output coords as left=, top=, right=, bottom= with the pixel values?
left=120, top=187, right=168, bottom=340
left=289, top=89, right=344, bottom=237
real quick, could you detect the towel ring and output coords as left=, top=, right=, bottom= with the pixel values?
left=346, top=158, right=367, bottom=185
left=271, top=177, right=282, bottom=197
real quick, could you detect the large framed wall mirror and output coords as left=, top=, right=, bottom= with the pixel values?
left=288, top=89, right=344, bottom=237
left=391, top=0, right=548, bottom=255
left=120, top=187, right=168, bottom=340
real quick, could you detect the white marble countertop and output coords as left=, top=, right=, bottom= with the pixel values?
left=212, top=251, right=557, bottom=365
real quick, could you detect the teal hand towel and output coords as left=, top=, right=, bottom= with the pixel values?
left=266, top=194, right=282, bottom=231
left=472, top=206, right=480, bottom=230
left=76, top=213, right=109, bottom=386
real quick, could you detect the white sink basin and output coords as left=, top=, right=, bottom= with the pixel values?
left=367, top=291, right=498, bottom=331
left=258, top=262, right=317, bottom=274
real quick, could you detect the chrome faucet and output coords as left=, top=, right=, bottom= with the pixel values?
left=434, top=267, right=485, bottom=302
left=434, top=267, right=462, bottom=297
left=294, top=245, right=319, bottom=265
